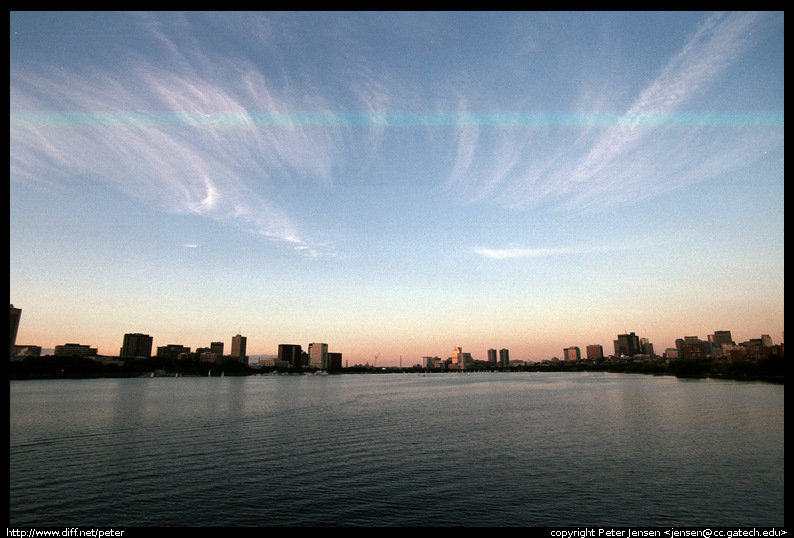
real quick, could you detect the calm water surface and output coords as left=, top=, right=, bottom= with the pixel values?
left=9, top=372, right=784, bottom=527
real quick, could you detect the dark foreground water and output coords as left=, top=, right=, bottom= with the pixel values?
left=9, top=372, right=784, bottom=527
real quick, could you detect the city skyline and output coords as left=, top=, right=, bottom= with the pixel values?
left=10, top=12, right=784, bottom=367
left=10, top=302, right=781, bottom=366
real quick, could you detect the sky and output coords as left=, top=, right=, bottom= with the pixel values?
left=10, top=12, right=784, bottom=366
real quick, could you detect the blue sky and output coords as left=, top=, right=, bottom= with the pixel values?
left=10, top=12, right=784, bottom=365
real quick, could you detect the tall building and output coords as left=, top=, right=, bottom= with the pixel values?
left=278, top=344, right=303, bottom=368
left=231, top=334, right=247, bottom=363
left=451, top=346, right=474, bottom=370
left=308, top=342, right=328, bottom=370
left=564, top=347, right=581, bottom=361
left=640, top=338, right=654, bottom=357
left=10, top=304, right=21, bottom=359
left=586, top=345, right=604, bottom=360
left=210, top=341, right=224, bottom=356
left=614, top=332, right=640, bottom=357
left=499, top=348, right=510, bottom=368
left=120, top=333, right=153, bottom=358
left=487, top=349, right=497, bottom=366
left=327, top=352, right=342, bottom=371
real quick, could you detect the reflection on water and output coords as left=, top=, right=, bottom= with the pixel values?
left=10, top=373, right=784, bottom=527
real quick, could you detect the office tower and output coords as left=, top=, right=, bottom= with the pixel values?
left=499, top=348, right=510, bottom=368
left=586, top=345, right=604, bottom=360
left=614, top=332, right=640, bottom=357
left=10, top=304, right=21, bottom=358
left=120, top=333, right=153, bottom=358
left=278, top=344, right=303, bottom=368
left=231, top=334, right=247, bottom=363
left=487, top=349, right=497, bottom=365
left=308, top=342, right=328, bottom=370
left=564, top=347, right=581, bottom=361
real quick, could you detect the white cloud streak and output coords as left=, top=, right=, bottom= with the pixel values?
left=10, top=12, right=398, bottom=257
left=447, top=12, right=781, bottom=213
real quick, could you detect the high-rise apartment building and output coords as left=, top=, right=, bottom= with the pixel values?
left=499, top=348, right=510, bottom=368
left=231, top=334, right=247, bottom=363
left=120, top=333, right=153, bottom=358
left=564, top=347, right=581, bottom=361
left=487, top=349, right=497, bottom=365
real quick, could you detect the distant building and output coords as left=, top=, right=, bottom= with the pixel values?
left=614, top=332, right=641, bottom=357
left=308, top=342, right=329, bottom=370
left=450, top=346, right=474, bottom=370
left=709, top=330, right=734, bottom=347
left=13, top=345, right=41, bottom=359
left=564, top=347, right=581, bottom=361
left=487, top=349, right=497, bottom=366
left=54, top=343, right=97, bottom=357
left=210, top=341, right=224, bottom=356
left=157, top=344, right=191, bottom=360
left=586, top=345, right=604, bottom=360
left=10, top=304, right=21, bottom=359
left=499, top=348, right=510, bottom=368
left=423, top=356, right=443, bottom=370
left=278, top=344, right=303, bottom=368
left=681, top=336, right=707, bottom=359
left=120, top=333, right=153, bottom=358
left=231, top=334, right=247, bottom=363
left=761, top=334, right=774, bottom=347
left=327, top=352, right=342, bottom=371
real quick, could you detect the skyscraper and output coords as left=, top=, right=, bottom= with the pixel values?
left=231, top=334, right=247, bottom=363
left=487, top=349, right=497, bottom=365
left=614, top=332, right=640, bottom=357
left=120, top=333, right=153, bottom=358
left=499, top=348, right=510, bottom=368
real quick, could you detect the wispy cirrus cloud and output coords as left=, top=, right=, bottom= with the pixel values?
left=9, top=12, right=399, bottom=257
left=446, top=11, right=782, bottom=213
